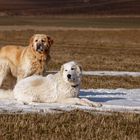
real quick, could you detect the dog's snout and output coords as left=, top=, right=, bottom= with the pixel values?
left=36, top=43, right=44, bottom=51
left=37, top=43, right=42, bottom=48
left=67, top=74, right=71, bottom=79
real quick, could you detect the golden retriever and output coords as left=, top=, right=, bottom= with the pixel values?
left=0, top=34, right=53, bottom=88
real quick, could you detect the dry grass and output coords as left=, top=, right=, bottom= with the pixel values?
left=82, top=76, right=140, bottom=89
left=48, top=29, right=140, bottom=71
left=0, top=110, right=139, bottom=140
left=0, top=29, right=140, bottom=89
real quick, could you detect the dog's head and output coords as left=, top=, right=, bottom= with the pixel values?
left=60, top=61, right=82, bottom=86
left=29, top=34, right=53, bottom=54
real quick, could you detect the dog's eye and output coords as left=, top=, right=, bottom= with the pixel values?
left=65, top=70, right=68, bottom=72
left=35, top=39, right=38, bottom=42
left=41, top=39, right=45, bottom=43
left=71, top=68, right=75, bottom=70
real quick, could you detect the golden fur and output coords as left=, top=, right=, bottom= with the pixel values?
left=0, top=34, right=53, bottom=89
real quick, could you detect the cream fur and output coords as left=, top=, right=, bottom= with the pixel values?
left=14, top=61, right=102, bottom=107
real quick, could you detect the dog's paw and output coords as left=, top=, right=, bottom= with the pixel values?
left=94, top=102, right=102, bottom=107
left=89, top=102, right=102, bottom=108
left=17, top=100, right=26, bottom=105
left=81, top=98, right=102, bottom=107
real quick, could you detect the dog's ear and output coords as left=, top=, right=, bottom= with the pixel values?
left=29, top=35, right=34, bottom=47
left=79, top=65, right=82, bottom=72
left=47, top=35, right=53, bottom=47
left=76, top=63, right=82, bottom=73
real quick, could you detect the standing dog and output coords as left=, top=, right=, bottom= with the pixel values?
left=0, top=34, right=53, bottom=88
left=14, top=61, right=102, bottom=107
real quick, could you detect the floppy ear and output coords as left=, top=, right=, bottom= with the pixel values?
left=29, top=35, right=34, bottom=47
left=47, top=35, right=53, bottom=47
left=76, top=64, right=82, bottom=73
left=79, top=65, right=82, bottom=72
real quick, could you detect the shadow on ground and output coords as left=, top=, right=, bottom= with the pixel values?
left=80, top=90, right=125, bottom=103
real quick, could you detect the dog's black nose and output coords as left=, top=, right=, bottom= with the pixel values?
left=67, top=74, right=71, bottom=79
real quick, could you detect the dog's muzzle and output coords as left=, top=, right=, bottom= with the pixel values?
left=36, top=43, right=45, bottom=52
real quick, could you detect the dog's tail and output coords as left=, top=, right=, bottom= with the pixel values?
left=0, top=89, right=14, bottom=99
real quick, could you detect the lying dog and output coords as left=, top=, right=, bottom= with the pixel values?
left=0, top=34, right=53, bottom=88
left=14, top=61, right=101, bottom=107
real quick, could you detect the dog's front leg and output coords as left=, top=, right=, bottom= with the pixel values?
left=0, top=62, right=9, bottom=87
left=17, top=68, right=32, bottom=81
left=58, top=98, right=102, bottom=107
left=0, top=71, right=5, bottom=87
left=17, top=69, right=25, bottom=81
left=0, top=76, right=5, bottom=87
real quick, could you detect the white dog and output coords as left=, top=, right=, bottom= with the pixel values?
left=14, top=61, right=102, bottom=107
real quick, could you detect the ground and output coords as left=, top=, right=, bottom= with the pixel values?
left=0, top=16, right=140, bottom=139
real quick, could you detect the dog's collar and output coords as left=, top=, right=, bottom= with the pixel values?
left=71, top=84, right=79, bottom=88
